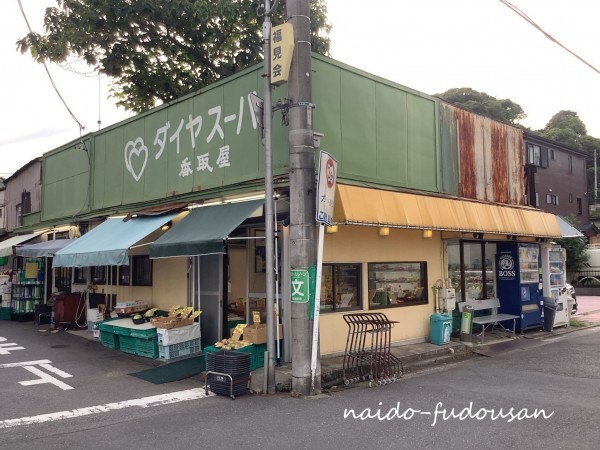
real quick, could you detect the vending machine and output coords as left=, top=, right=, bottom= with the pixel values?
left=496, top=242, right=543, bottom=331
left=541, top=244, right=569, bottom=327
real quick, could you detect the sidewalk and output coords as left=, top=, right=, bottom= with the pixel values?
left=251, top=310, right=600, bottom=394
left=62, top=303, right=600, bottom=394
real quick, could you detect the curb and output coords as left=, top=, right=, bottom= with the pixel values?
left=320, top=344, right=474, bottom=388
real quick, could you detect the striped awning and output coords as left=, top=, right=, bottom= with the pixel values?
left=333, top=185, right=562, bottom=238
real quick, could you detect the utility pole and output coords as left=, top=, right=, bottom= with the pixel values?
left=261, top=0, right=276, bottom=395
left=594, top=149, right=597, bottom=204
left=287, top=0, right=320, bottom=395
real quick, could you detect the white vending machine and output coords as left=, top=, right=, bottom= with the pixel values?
left=541, top=244, right=569, bottom=327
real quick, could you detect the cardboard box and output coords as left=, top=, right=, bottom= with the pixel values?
left=151, top=316, right=194, bottom=329
left=243, top=323, right=283, bottom=344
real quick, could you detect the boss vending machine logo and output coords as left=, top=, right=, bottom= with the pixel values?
left=498, top=253, right=516, bottom=279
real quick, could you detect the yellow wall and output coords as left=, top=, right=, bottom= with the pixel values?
left=152, top=257, right=188, bottom=310
left=228, top=244, right=247, bottom=305
left=319, top=226, right=443, bottom=355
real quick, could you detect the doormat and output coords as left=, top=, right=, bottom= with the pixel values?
left=130, top=355, right=205, bottom=384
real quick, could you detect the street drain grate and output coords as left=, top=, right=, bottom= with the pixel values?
left=50, top=345, right=70, bottom=349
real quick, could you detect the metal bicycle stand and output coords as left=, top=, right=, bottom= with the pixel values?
left=342, top=312, right=404, bottom=387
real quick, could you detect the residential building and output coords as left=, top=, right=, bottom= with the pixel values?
left=523, top=131, right=589, bottom=226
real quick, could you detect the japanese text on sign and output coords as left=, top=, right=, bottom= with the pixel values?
left=123, top=92, right=259, bottom=182
left=270, top=23, right=294, bottom=86
left=316, top=151, right=338, bottom=226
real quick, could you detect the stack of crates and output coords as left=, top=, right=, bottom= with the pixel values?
left=158, top=338, right=201, bottom=361
left=157, top=323, right=202, bottom=361
left=120, top=328, right=159, bottom=359
left=98, top=321, right=120, bottom=349
left=203, top=343, right=266, bottom=371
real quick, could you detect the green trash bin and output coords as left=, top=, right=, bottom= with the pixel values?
left=430, top=313, right=452, bottom=345
left=460, top=305, right=474, bottom=342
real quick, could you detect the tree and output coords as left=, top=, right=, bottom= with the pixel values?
left=555, top=216, right=589, bottom=273
left=17, top=0, right=331, bottom=113
left=536, top=110, right=587, bottom=149
left=436, top=87, right=526, bottom=126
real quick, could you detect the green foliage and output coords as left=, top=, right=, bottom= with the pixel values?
left=17, top=0, right=331, bottom=113
left=555, top=215, right=588, bottom=272
left=536, top=110, right=588, bottom=149
left=435, top=87, right=526, bottom=125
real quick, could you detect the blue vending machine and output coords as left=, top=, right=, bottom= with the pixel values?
left=496, top=242, right=543, bottom=331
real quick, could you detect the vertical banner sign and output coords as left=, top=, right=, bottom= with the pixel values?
left=271, top=23, right=294, bottom=86
left=315, top=151, right=338, bottom=225
left=290, top=269, right=310, bottom=303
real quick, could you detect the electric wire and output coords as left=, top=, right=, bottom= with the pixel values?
left=498, top=0, right=600, bottom=75
left=16, top=0, right=86, bottom=132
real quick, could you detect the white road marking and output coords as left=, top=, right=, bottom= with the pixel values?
left=39, top=363, right=73, bottom=378
left=0, top=388, right=214, bottom=429
left=0, top=360, right=51, bottom=368
left=19, top=366, right=74, bottom=391
left=0, top=344, right=26, bottom=355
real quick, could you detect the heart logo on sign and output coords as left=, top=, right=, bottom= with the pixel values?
left=124, top=138, right=148, bottom=182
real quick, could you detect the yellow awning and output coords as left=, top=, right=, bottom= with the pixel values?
left=333, top=185, right=562, bottom=238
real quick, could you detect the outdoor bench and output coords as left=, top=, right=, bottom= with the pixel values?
left=458, top=298, right=519, bottom=343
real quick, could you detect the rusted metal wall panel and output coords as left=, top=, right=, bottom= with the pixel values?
left=439, top=103, right=524, bottom=205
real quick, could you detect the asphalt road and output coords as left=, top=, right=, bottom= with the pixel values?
left=1, top=320, right=600, bottom=449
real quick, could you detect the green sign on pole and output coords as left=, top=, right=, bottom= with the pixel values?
left=291, top=269, right=310, bottom=303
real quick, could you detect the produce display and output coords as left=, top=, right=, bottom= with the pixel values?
left=130, top=305, right=202, bottom=327
left=213, top=338, right=252, bottom=350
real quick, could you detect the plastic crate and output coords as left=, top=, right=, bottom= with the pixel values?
left=0, top=307, right=11, bottom=320
left=119, top=335, right=159, bottom=359
left=203, top=344, right=265, bottom=371
left=158, top=338, right=201, bottom=361
left=251, top=343, right=267, bottom=370
left=98, top=320, right=131, bottom=336
left=100, top=330, right=120, bottom=349
left=129, top=328, right=157, bottom=339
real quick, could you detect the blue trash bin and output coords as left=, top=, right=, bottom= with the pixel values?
left=430, top=313, right=452, bottom=345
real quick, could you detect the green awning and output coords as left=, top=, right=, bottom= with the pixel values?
left=53, top=214, right=177, bottom=267
left=149, top=199, right=264, bottom=258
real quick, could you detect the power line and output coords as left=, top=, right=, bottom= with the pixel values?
left=498, top=0, right=600, bottom=75
left=16, top=0, right=86, bottom=132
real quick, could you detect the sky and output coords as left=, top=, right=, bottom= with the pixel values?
left=1, top=0, right=599, bottom=177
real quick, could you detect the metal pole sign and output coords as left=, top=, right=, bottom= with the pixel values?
left=315, top=151, right=338, bottom=226
left=290, top=269, right=310, bottom=303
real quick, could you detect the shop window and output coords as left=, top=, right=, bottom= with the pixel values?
left=368, top=262, right=428, bottom=308
left=131, top=255, right=152, bottom=286
left=53, top=266, right=72, bottom=293
left=74, top=267, right=86, bottom=284
left=447, top=241, right=497, bottom=302
left=320, top=263, right=361, bottom=312
left=105, top=265, right=129, bottom=286
left=91, top=266, right=106, bottom=284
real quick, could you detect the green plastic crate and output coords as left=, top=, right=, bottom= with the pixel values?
left=129, top=328, right=157, bottom=339
left=0, top=307, right=12, bottom=320
left=100, top=330, right=120, bottom=349
left=119, top=335, right=158, bottom=359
